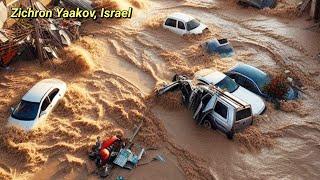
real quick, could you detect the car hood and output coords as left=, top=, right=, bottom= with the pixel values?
left=232, top=86, right=266, bottom=115
left=7, top=116, right=36, bottom=131
left=189, top=23, right=207, bottom=34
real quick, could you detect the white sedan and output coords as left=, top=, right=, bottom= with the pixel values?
left=163, top=12, right=208, bottom=36
left=195, top=69, right=266, bottom=115
left=8, top=79, right=67, bottom=131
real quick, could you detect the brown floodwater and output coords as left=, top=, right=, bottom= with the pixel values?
left=1, top=0, right=320, bottom=179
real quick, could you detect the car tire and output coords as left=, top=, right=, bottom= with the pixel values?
left=226, top=131, right=234, bottom=140
left=203, top=119, right=212, bottom=129
left=89, top=151, right=97, bottom=160
left=202, top=116, right=217, bottom=130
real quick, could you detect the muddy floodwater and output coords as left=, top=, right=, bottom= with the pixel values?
left=0, top=0, right=320, bottom=179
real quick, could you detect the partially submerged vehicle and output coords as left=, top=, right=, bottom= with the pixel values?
left=8, top=79, right=67, bottom=131
left=226, top=63, right=299, bottom=100
left=202, top=38, right=235, bottom=58
left=194, top=69, right=266, bottom=115
left=237, top=0, right=277, bottom=9
left=158, top=75, right=254, bottom=139
left=163, top=13, right=208, bottom=36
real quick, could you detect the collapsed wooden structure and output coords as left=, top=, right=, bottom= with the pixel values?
left=0, top=0, right=81, bottom=67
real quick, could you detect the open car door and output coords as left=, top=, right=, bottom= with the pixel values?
left=157, top=82, right=181, bottom=96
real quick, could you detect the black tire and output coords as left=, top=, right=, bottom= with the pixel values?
left=202, top=116, right=217, bottom=130
left=226, top=131, right=234, bottom=140
left=203, top=119, right=212, bottom=129
left=88, top=151, right=97, bottom=160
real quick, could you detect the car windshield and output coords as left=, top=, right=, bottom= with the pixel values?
left=186, top=19, right=200, bottom=31
left=236, top=108, right=252, bottom=121
left=12, top=100, right=40, bottom=121
left=216, top=76, right=239, bottom=93
left=217, top=45, right=234, bottom=57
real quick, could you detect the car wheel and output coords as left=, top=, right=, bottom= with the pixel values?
left=202, top=116, right=217, bottom=130
left=226, top=131, right=234, bottom=140
left=203, top=119, right=212, bottom=129
left=89, top=151, right=97, bottom=160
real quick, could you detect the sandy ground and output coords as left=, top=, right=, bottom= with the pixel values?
left=1, top=0, right=320, bottom=179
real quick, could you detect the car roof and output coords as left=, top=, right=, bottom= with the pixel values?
left=168, top=12, right=195, bottom=22
left=22, top=79, right=63, bottom=102
left=206, top=86, right=250, bottom=110
left=230, top=63, right=269, bottom=83
left=197, top=71, right=226, bottom=85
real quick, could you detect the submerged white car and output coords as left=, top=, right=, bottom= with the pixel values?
left=195, top=70, right=266, bottom=115
left=8, top=79, right=67, bottom=131
left=163, top=12, right=208, bottom=36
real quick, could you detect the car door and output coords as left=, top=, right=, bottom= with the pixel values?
left=48, top=88, right=61, bottom=109
left=243, top=78, right=262, bottom=96
left=157, top=82, right=180, bottom=96
left=37, top=96, right=51, bottom=125
left=193, top=92, right=212, bottom=121
left=164, top=18, right=177, bottom=33
left=212, top=100, right=229, bottom=132
left=233, top=74, right=262, bottom=96
left=176, top=21, right=187, bottom=35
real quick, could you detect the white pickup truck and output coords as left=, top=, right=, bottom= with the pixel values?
left=158, top=75, right=254, bottom=139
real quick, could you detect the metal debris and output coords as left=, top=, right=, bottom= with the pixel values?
left=0, top=0, right=81, bottom=67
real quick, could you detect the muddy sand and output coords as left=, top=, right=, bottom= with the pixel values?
left=1, top=0, right=320, bottom=179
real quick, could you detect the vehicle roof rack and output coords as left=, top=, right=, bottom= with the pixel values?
left=208, top=85, right=248, bottom=108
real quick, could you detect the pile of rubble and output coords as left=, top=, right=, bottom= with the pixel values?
left=0, top=0, right=81, bottom=67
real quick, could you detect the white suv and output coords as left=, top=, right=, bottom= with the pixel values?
left=163, top=12, right=208, bottom=36
left=158, top=75, right=254, bottom=139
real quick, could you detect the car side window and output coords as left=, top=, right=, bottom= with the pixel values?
left=246, top=80, right=259, bottom=94
left=41, top=97, right=51, bottom=112
left=228, top=73, right=237, bottom=80
left=165, top=18, right=177, bottom=27
left=48, top=88, right=59, bottom=101
left=234, top=74, right=246, bottom=86
left=178, top=21, right=185, bottom=30
left=214, top=101, right=228, bottom=119
left=201, top=93, right=212, bottom=105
